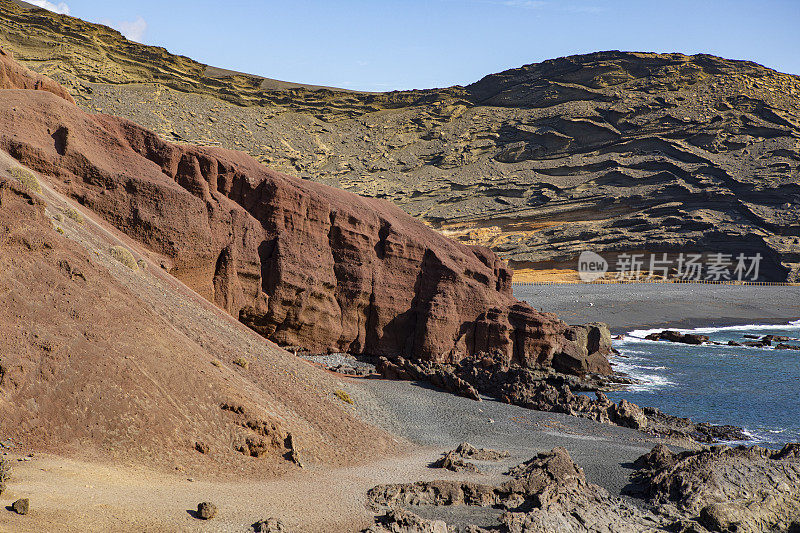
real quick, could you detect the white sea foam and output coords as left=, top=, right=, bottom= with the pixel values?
left=611, top=320, right=800, bottom=447
left=625, top=321, right=800, bottom=339
left=611, top=357, right=676, bottom=392
left=618, top=321, right=800, bottom=345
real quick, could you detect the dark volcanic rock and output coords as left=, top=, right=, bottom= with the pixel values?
left=454, top=442, right=509, bottom=461
left=430, top=443, right=510, bottom=473
left=368, top=448, right=666, bottom=532
left=0, top=48, right=612, bottom=372
left=430, top=450, right=480, bottom=473
left=253, top=517, right=290, bottom=532
left=378, top=351, right=743, bottom=443
left=196, top=501, right=217, bottom=520
left=645, top=330, right=709, bottom=344
left=776, top=342, right=800, bottom=350
left=11, top=498, right=29, bottom=515
left=364, top=508, right=450, bottom=533
left=369, top=445, right=800, bottom=532
left=630, top=443, right=800, bottom=533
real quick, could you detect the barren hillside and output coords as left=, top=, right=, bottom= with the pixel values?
left=1, top=0, right=798, bottom=280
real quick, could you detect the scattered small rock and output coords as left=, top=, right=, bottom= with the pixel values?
left=196, top=501, right=217, bottom=520
left=11, top=498, right=29, bottom=515
left=253, top=517, right=289, bottom=532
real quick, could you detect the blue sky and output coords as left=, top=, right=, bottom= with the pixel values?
left=29, top=0, right=800, bottom=91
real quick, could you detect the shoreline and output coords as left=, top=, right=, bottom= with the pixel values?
left=513, top=283, right=800, bottom=334
left=608, top=319, right=800, bottom=449
left=617, top=316, right=799, bottom=335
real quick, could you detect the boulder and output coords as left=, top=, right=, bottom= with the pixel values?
left=196, top=501, right=217, bottom=520
left=644, top=330, right=709, bottom=344
left=11, top=498, right=29, bottom=515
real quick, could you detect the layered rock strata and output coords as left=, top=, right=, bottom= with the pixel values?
left=0, top=48, right=612, bottom=370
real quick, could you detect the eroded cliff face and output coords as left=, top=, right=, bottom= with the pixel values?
left=0, top=49, right=610, bottom=372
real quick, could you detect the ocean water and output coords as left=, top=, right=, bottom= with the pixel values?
left=606, top=320, right=800, bottom=447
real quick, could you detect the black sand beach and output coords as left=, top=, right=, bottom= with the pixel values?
left=348, top=378, right=663, bottom=528
left=513, top=283, right=800, bottom=333
left=341, top=283, right=800, bottom=528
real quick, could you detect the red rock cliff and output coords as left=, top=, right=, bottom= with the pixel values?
left=0, top=49, right=611, bottom=374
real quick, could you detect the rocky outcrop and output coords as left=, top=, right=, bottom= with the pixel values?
left=645, top=330, right=710, bottom=344
left=430, top=443, right=509, bottom=473
left=629, top=443, right=800, bottom=533
left=451, top=442, right=509, bottom=462
left=3, top=3, right=798, bottom=281
left=367, top=444, right=800, bottom=532
left=0, top=48, right=613, bottom=371
left=364, top=508, right=451, bottom=533
left=367, top=448, right=666, bottom=532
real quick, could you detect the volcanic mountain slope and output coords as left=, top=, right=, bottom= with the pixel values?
left=0, top=156, right=396, bottom=475
left=0, top=47, right=399, bottom=474
left=2, top=0, right=799, bottom=280
left=0, top=46, right=612, bottom=373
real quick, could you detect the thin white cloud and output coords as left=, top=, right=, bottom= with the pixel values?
left=99, top=16, right=148, bottom=42
left=27, top=0, right=71, bottom=15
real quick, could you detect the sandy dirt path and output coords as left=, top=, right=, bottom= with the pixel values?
left=1, top=446, right=472, bottom=532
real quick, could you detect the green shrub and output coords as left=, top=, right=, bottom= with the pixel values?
left=334, top=389, right=354, bottom=405
left=109, top=245, right=138, bottom=270
left=56, top=226, right=64, bottom=234
left=65, top=207, right=84, bottom=224
left=10, top=167, right=41, bottom=194
left=233, top=357, right=249, bottom=369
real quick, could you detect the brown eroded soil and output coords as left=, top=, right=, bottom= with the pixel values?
left=0, top=152, right=397, bottom=478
